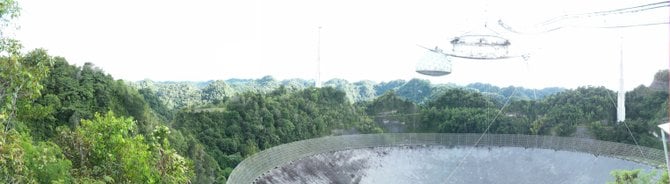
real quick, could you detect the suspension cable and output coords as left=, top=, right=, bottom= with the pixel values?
left=443, top=84, right=519, bottom=181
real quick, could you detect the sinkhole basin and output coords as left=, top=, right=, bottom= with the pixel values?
left=227, top=134, right=665, bottom=184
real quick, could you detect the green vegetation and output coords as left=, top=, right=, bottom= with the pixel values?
left=55, top=112, right=193, bottom=183
left=4, top=50, right=665, bottom=183
left=170, top=87, right=381, bottom=181
left=0, top=2, right=192, bottom=182
left=1, top=1, right=668, bottom=183
left=608, top=169, right=668, bottom=184
left=0, top=46, right=194, bottom=183
left=130, top=77, right=566, bottom=111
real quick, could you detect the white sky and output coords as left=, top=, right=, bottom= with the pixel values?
left=12, top=0, right=670, bottom=90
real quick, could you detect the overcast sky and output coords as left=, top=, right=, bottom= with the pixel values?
left=12, top=0, right=669, bottom=90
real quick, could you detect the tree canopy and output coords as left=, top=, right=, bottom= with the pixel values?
left=0, top=1, right=666, bottom=182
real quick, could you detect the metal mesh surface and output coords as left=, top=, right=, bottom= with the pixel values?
left=227, top=133, right=665, bottom=184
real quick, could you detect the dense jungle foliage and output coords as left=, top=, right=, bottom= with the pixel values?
left=1, top=1, right=668, bottom=183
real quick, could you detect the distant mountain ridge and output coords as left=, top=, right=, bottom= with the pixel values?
left=130, top=76, right=566, bottom=110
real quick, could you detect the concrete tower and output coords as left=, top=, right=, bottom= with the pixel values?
left=617, top=37, right=626, bottom=123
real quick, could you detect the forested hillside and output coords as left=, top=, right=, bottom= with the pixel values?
left=167, top=87, right=381, bottom=183
left=1, top=51, right=193, bottom=182
left=1, top=1, right=668, bottom=183
left=365, top=81, right=668, bottom=149
left=4, top=50, right=667, bottom=183
left=130, top=76, right=565, bottom=111
left=162, top=71, right=666, bottom=182
left=0, top=2, right=194, bottom=182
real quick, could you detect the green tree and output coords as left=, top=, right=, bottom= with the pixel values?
left=22, top=138, right=72, bottom=183
left=428, top=88, right=494, bottom=109
left=396, top=79, right=432, bottom=103
left=0, top=47, right=52, bottom=131
left=55, top=112, right=192, bottom=183
left=150, top=126, right=194, bottom=183
left=0, top=42, right=64, bottom=184
left=374, top=80, right=406, bottom=96
left=608, top=169, right=667, bottom=184
left=201, top=80, right=234, bottom=105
